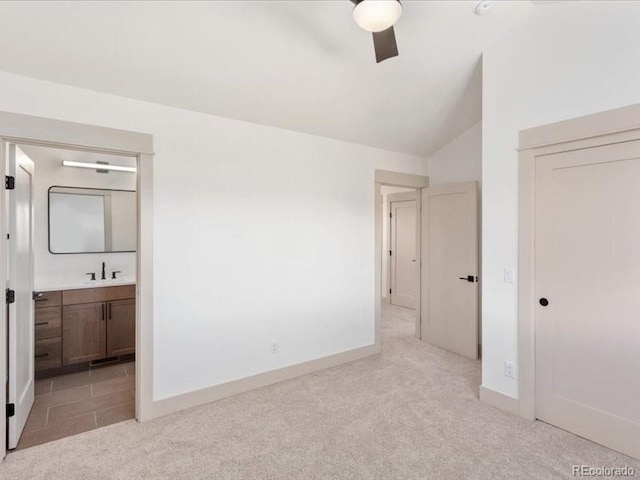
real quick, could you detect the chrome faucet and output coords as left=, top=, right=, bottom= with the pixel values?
left=101, top=262, right=106, bottom=280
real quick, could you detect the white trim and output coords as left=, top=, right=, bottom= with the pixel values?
left=0, top=111, right=154, bottom=459
left=151, top=344, right=379, bottom=418
left=375, top=183, right=383, bottom=347
left=0, top=111, right=153, bottom=155
left=517, top=148, right=536, bottom=420
left=136, top=152, right=154, bottom=422
left=479, top=385, right=519, bottom=416
left=387, top=191, right=417, bottom=203
left=519, top=102, right=640, bottom=151
left=375, top=169, right=429, bottom=189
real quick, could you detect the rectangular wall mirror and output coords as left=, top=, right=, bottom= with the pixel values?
left=48, top=186, right=137, bottom=254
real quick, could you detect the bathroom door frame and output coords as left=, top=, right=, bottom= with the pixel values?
left=0, top=111, right=154, bottom=459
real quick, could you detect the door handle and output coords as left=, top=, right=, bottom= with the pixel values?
left=459, top=276, right=476, bottom=283
left=101, top=303, right=106, bottom=321
left=539, top=298, right=549, bottom=307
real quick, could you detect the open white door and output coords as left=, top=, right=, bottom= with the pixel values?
left=7, top=144, right=35, bottom=449
left=421, top=182, right=478, bottom=359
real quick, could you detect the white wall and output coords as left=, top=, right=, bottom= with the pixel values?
left=482, top=1, right=640, bottom=398
left=380, top=186, right=415, bottom=300
left=426, top=122, right=481, bottom=187
left=21, top=145, right=136, bottom=288
left=0, top=71, right=428, bottom=400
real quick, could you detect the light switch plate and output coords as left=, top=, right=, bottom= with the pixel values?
left=504, top=268, right=516, bottom=285
left=504, top=361, right=516, bottom=379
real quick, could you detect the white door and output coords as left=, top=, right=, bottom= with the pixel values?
left=7, top=144, right=35, bottom=449
left=390, top=199, right=416, bottom=309
left=421, top=182, right=478, bottom=359
left=535, top=141, right=640, bottom=459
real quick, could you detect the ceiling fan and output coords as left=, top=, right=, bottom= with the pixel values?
left=349, top=0, right=402, bottom=63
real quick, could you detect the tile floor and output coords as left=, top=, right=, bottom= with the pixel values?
left=17, top=362, right=135, bottom=450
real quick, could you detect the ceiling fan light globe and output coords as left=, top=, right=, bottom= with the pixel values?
left=353, top=0, right=402, bottom=33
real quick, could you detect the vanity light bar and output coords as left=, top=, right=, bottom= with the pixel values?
left=62, top=160, right=137, bottom=173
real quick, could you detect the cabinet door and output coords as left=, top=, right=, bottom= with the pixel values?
left=107, top=299, right=135, bottom=357
left=62, top=302, right=106, bottom=365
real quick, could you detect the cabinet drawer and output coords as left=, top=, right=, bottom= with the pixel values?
left=35, top=338, right=62, bottom=371
left=34, top=290, right=62, bottom=307
left=35, top=306, right=62, bottom=340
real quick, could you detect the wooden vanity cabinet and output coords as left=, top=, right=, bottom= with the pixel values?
left=36, top=285, right=136, bottom=369
left=61, top=285, right=136, bottom=366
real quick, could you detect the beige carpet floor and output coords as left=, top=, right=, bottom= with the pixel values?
left=3, top=304, right=639, bottom=479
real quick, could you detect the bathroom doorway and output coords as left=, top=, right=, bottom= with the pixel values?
left=0, top=112, right=154, bottom=457
left=6, top=143, right=139, bottom=449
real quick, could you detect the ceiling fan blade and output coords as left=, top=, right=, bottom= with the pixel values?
left=372, top=26, right=399, bottom=63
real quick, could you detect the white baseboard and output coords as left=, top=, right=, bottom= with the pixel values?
left=150, top=344, right=380, bottom=419
left=479, top=385, right=519, bottom=416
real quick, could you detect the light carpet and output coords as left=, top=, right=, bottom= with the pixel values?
left=3, top=304, right=638, bottom=479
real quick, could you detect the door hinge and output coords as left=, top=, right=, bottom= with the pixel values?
left=6, top=288, right=15, bottom=304
left=389, top=212, right=392, bottom=219
left=389, top=250, right=392, bottom=256
left=6, top=403, right=15, bottom=418
left=389, top=288, right=392, bottom=294
left=5, top=176, right=15, bottom=190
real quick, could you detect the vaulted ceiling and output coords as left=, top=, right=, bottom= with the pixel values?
left=0, top=1, right=536, bottom=157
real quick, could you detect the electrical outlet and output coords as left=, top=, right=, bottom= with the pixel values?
left=504, top=268, right=516, bottom=285
left=271, top=341, right=280, bottom=354
left=504, top=361, right=516, bottom=379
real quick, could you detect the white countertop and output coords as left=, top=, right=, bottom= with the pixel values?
left=35, top=277, right=136, bottom=292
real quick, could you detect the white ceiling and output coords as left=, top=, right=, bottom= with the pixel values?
left=0, top=1, right=535, bottom=157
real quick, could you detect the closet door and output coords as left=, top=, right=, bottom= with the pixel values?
left=535, top=140, right=640, bottom=459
